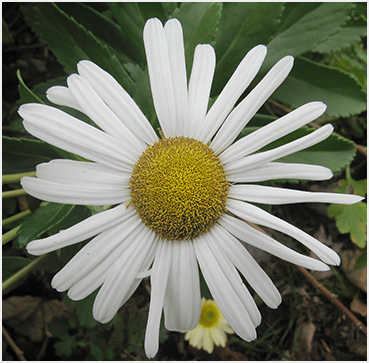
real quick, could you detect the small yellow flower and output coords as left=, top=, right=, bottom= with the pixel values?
left=185, top=298, right=234, bottom=354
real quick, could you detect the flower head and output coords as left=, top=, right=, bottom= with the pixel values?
left=185, top=298, right=233, bottom=354
left=19, top=18, right=363, bottom=358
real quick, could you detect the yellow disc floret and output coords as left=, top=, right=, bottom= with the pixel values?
left=130, top=136, right=229, bottom=240
left=199, top=299, right=221, bottom=328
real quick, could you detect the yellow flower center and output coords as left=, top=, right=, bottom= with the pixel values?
left=130, top=136, right=229, bottom=240
left=199, top=300, right=220, bottom=328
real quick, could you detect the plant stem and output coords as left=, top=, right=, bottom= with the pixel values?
left=2, top=226, right=21, bottom=245
left=2, top=189, right=27, bottom=199
left=2, top=210, right=31, bottom=227
left=2, top=254, right=49, bottom=293
left=2, top=171, right=36, bottom=184
left=2, top=325, right=27, bottom=361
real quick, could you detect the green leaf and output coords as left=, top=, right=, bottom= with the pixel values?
left=2, top=18, right=14, bottom=44
left=3, top=136, right=76, bottom=174
left=54, top=334, right=75, bottom=357
left=125, top=65, right=156, bottom=125
left=9, top=75, right=66, bottom=133
left=74, top=291, right=99, bottom=329
left=108, top=3, right=146, bottom=65
left=264, top=2, right=354, bottom=69
left=212, top=2, right=284, bottom=94
left=56, top=3, right=133, bottom=64
left=173, top=2, right=223, bottom=76
left=327, top=178, right=367, bottom=248
left=17, top=203, right=76, bottom=247
left=313, top=4, right=367, bottom=53
left=17, top=69, right=44, bottom=105
left=272, top=57, right=367, bottom=118
left=2, top=256, right=32, bottom=294
left=21, top=3, right=136, bottom=95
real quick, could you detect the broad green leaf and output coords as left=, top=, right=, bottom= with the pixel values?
left=47, top=205, right=91, bottom=236
left=17, top=69, right=44, bottom=105
left=9, top=72, right=59, bottom=133
left=108, top=3, right=146, bottom=65
left=21, top=3, right=136, bottom=95
left=2, top=256, right=32, bottom=294
left=56, top=3, right=133, bottom=64
left=125, top=64, right=156, bottom=125
left=17, top=203, right=76, bottom=247
left=272, top=57, right=367, bottom=118
left=136, top=2, right=172, bottom=24
left=263, top=2, right=354, bottom=69
left=173, top=2, right=223, bottom=75
left=313, top=4, right=367, bottom=53
left=2, top=18, right=14, bottom=44
left=3, top=136, right=76, bottom=174
left=212, top=2, right=284, bottom=94
left=74, top=291, right=99, bottom=328
left=327, top=178, right=367, bottom=248
left=324, top=43, right=367, bottom=89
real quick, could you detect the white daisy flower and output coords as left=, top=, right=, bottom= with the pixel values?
left=19, top=18, right=363, bottom=358
left=185, top=298, right=233, bottom=354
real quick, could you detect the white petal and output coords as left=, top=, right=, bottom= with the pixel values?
left=145, top=239, right=172, bottom=359
left=201, top=229, right=262, bottom=327
left=193, top=235, right=258, bottom=342
left=229, top=184, right=364, bottom=205
left=221, top=101, right=327, bottom=164
left=224, top=124, right=334, bottom=174
left=188, top=44, right=216, bottom=138
left=219, top=214, right=330, bottom=271
left=21, top=177, right=130, bottom=205
left=46, top=85, right=84, bottom=113
left=72, top=234, right=158, bottom=302
left=144, top=18, right=176, bottom=137
left=19, top=104, right=135, bottom=171
left=213, top=223, right=282, bottom=309
left=197, top=44, right=267, bottom=144
left=25, top=204, right=133, bottom=255
left=227, top=199, right=340, bottom=265
left=51, top=214, right=142, bottom=292
left=36, top=159, right=130, bottom=187
left=77, top=60, right=158, bottom=145
left=67, top=74, right=145, bottom=154
left=211, top=55, right=294, bottom=154
left=163, top=241, right=202, bottom=331
left=164, top=19, right=188, bottom=136
left=226, top=162, right=333, bottom=182
left=93, top=225, right=156, bottom=323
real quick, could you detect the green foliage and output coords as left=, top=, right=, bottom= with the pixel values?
left=3, top=136, right=76, bottom=174
left=327, top=176, right=367, bottom=248
left=212, top=2, right=284, bottom=94
left=272, top=56, right=367, bottom=117
left=21, top=3, right=136, bottom=94
left=48, top=294, right=149, bottom=360
left=17, top=204, right=91, bottom=248
left=2, top=256, right=32, bottom=294
left=17, top=69, right=44, bottom=105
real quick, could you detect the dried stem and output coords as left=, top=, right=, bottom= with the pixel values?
left=2, top=325, right=27, bottom=361
left=295, top=264, right=367, bottom=335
